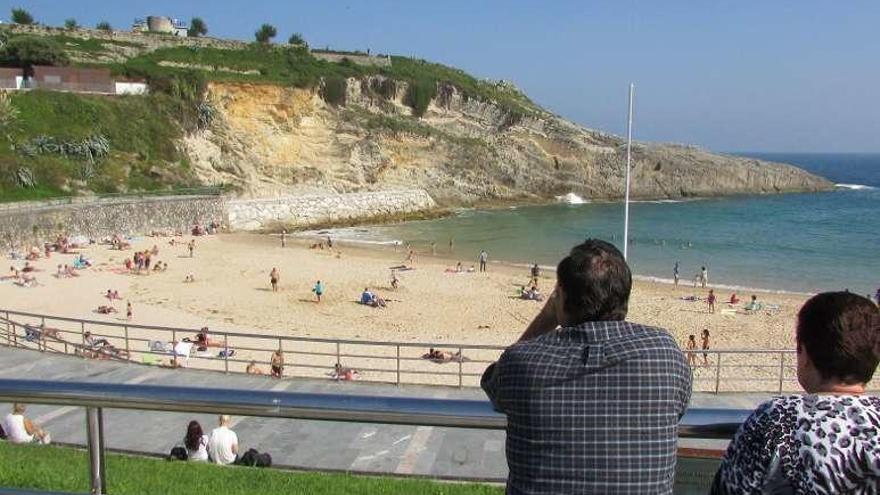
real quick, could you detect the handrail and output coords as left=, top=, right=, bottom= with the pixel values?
left=0, top=378, right=750, bottom=494
left=0, top=379, right=749, bottom=437
left=4, top=308, right=842, bottom=393
left=0, top=308, right=795, bottom=353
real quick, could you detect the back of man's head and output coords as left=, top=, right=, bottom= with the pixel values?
left=219, top=414, right=231, bottom=426
left=556, top=239, right=631, bottom=323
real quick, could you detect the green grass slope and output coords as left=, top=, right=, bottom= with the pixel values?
left=0, top=442, right=502, bottom=495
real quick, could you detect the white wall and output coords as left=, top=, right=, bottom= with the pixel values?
left=115, top=82, right=148, bottom=95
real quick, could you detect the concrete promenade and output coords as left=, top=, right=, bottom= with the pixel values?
left=0, top=346, right=771, bottom=486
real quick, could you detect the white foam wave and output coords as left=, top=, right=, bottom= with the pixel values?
left=631, top=199, right=687, bottom=204
left=556, top=192, right=587, bottom=204
left=835, top=183, right=877, bottom=191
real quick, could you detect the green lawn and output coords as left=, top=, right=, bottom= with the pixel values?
left=0, top=442, right=502, bottom=495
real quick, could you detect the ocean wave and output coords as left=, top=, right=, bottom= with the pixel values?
left=632, top=275, right=813, bottom=296
left=631, top=199, right=688, bottom=204
left=556, top=192, right=588, bottom=204
left=835, top=183, right=877, bottom=191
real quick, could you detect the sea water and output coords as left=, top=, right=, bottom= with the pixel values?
left=326, top=153, right=879, bottom=296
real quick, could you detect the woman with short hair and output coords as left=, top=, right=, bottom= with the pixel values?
left=183, top=420, right=208, bottom=462
left=712, top=291, right=880, bottom=494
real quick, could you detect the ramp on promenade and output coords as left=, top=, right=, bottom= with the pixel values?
left=0, top=346, right=771, bottom=489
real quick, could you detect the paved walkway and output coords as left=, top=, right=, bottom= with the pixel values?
left=0, top=346, right=772, bottom=485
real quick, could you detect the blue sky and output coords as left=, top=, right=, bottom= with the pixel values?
left=3, top=1, right=879, bottom=152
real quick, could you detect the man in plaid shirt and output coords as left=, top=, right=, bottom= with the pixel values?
left=482, top=239, right=692, bottom=494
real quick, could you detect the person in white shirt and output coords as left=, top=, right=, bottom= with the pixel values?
left=207, top=415, right=239, bottom=465
left=183, top=420, right=209, bottom=462
left=4, top=403, right=50, bottom=444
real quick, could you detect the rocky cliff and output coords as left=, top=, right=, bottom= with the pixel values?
left=182, top=78, right=831, bottom=204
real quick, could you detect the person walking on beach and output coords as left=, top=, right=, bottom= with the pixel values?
left=449, top=237, right=454, bottom=252
left=126, top=301, right=132, bottom=321
left=700, top=266, right=709, bottom=288
left=479, top=250, right=488, bottom=272
left=701, top=329, right=711, bottom=366
left=280, top=229, right=287, bottom=248
left=269, top=268, right=279, bottom=292
left=482, top=239, right=691, bottom=494
left=188, top=240, right=195, bottom=258
left=673, top=262, right=680, bottom=286
left=707, top=289, right=716, bottom=313
left=530, top=263, right=540, bottom=286
left=685, top=335, right=697, bottom=367
left=312, top=280, right=324, bottom=303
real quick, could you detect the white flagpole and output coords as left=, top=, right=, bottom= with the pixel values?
left=623, top=83, right=634, bottom=261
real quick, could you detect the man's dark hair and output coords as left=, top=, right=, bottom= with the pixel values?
left=797, top=291, right=880, bottom=385
left=556, top=239, right=631, bottom=323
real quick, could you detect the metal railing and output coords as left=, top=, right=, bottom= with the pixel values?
left=0, top=378, right=751, bottom=495
left=0, top=308, right=816, bottom=393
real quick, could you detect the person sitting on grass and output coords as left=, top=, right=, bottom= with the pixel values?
left=207, top=415, right=239, bottom=465
left=3, top=403, right=50, bottom=444
left=184, top=420, right=209, bottom=462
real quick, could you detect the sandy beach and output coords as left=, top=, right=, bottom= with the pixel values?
left=1, top=231, right=848, bottom=391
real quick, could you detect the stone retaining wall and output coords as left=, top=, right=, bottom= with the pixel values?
left=0, top=195, right=225, bottom=249
left=0, top=190, right=437, bottom=247
left=227, top=189, right=436, bottom=231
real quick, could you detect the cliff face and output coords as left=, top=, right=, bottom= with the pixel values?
left=183, top=79, right=832, bottom=204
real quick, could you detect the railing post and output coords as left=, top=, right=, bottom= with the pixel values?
left=396, top=345, right=401, bottom=385
left=336, top=342, right=341, bottom=365
left=224, top=334, right=229, bottom=374
left=714, top=352, right=722, bottom=394
left=458, top=346, right=463, bottom=388
left=5, top=311, right=11, bottom=346
left=124, top=325, right=130, bottom=356
left=778, top=352, right=785, bottom=394
left=40, top=317, right=46, bottom=352
left=85, top=406, right=106, bottom=495
left=80, top=321, right=86, bottom=351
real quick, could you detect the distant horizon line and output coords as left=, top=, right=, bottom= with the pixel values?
left=725, top=150, right=880, bottom=155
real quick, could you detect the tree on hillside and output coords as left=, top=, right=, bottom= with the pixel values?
left=254, top=24, right=277, bottom=44
left=0, top=36, right=70, bottom=68
left=96, top=21, right=112, bottom=32
left=188, top=17, right=208, bottom=37
left=10, top=8, right=34, bottom=25
left=288, top=32, right=307, bottom=47
left=64, top=18, right=78, bottom=30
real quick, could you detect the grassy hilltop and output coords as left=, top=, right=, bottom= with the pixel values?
left=0, top=28, right=536, bottom=202
left=0, top=26, right=832, bottom=204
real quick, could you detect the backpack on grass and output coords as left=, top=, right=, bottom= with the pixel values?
left=236, top=448, right=272, bottom=468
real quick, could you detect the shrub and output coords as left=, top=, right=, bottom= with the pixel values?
left=254, top=24, right=277, bottom=44
left=404, top=79, right=436, bottom=118
left=11, top=8, right=34, bottom=25
left=320, top=77, right=346, bottom=106
left=64, top=18, right=78, bottom=30
left=0, top=36, right=70, bottom=69
left=288, top=33, right=306, bottom=46
left=96, top=21, right=112, bottom=32
left=188, top=17, right=208, bottom=37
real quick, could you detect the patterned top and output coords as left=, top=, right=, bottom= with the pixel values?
left=481, top=321, right=692, bottom=495
left=712, top=395, right=880, bottom=494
